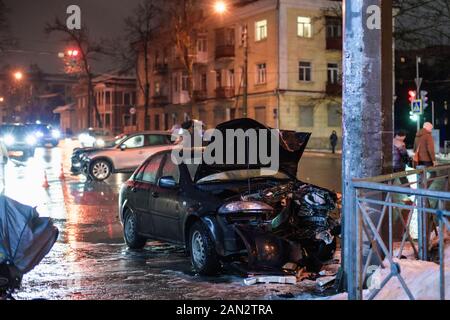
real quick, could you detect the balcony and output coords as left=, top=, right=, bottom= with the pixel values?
left=215, top=86, right=235, bottom=99
left=152, top=94, right=169, bottom=105
left=153, top=63, right=168, bottom=75
left=326, top=37, right=342, bottom=50
left=326, top=82, right=342, bottom=96
left=215, top=45, right=235, bottom=60
left=193, top=90, right=207, bottom=101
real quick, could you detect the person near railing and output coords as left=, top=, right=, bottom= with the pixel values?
left=414, top=122, right=437, bottom=185
left=393, top=130, right=409, bottom=185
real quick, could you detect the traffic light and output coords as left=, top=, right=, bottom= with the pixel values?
left=420, top=90, right=429, bottom=109
left=408, top=90, right=417, bottom=103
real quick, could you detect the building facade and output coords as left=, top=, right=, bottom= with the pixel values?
left=70, top=74, right=136, bottom=135
left=136, top=0, right=342, bottom=149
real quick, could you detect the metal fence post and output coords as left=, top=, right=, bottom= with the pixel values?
left=416, top=166, right=428, bottom=260
left=345, top=184, right=358, bottom=300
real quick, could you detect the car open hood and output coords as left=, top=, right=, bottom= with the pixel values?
left=199, top=118, right=310, bottom=178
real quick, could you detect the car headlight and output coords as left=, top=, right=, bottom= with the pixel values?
left=51, top=129, right=61, bottom=139
left=4, top=135, right=15, bottom=146
left=35, top=131, right=44, bottom=138
left=26, top=135, right=37, bottom=145
left=218, top=201, right=273, bottom=214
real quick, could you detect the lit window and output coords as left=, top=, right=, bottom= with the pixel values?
left=154, top=82, right=160, bottom=95
left=255, top=20, right=267, bottom=41
left=297, top=17, right=312, bottom=38
left=256, top=63, right=267, bottom=84
left=299, top=61, right=312, bottom=82
left=197, top=38, right=207, bottom=52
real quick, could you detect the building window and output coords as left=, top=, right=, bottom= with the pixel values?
left=228, top=69, right=235, bottom=87
left=255, top=20, right=267, bottom=41
left=154, top=82, right=161, bottom=96
left=216, top=70, right=222, bottom=88
left=124, top=92, right=131, bottom=105
left=327, top=63, right=339, bottom=84
left=201, top=73, right=207, bottom=91
left=299, top=61, right=312, bottom=82
left=181, top=73, right=189, bottom=91
left=173, top=75, right=179, bottom=92
left=299, top=105, right=314, bottom=127
left=326, top=17, right=342, bottom=38
left=297, top=17, right=312, bottom=38
left=256, top=63, right=267, bottom=84
left=154, top=114, right=160, bottom=130
left=105, top=91, right=111, bottom=105
left=105, top=114, right=111, bottom=127
left=328, top=104, right=341, bottom=127
left=197, top=37, right=207, bottom=52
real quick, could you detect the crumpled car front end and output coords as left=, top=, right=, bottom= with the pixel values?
left=217, top=182, right=340, bottom=271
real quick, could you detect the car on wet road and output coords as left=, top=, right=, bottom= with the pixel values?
left=73, top=131, right=174, bottom=181
left=0, top=124, right=37, bottom=160
left=119, top=119, right=341, bottom=275
left=25, top=123, right=61, bottom=147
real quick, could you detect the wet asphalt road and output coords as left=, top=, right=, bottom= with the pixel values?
left=3, top=140, right=341, bottom=300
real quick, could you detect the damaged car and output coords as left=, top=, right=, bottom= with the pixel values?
left=119, top=119, right=340, bottom=275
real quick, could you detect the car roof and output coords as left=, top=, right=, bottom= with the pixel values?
left=127, top=131, right=172, bottom=136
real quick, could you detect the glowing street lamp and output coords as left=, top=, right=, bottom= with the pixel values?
left=13, top=71, right=23, bottom=81
left=0, top=97, right=4, bottom=103
left=214, top=1, right=227, bottom=15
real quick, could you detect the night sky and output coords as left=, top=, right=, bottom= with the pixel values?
left=2, top=0, right=142, bottom=74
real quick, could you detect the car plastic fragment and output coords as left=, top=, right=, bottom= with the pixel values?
left=243, top=276, right=297, bottom=286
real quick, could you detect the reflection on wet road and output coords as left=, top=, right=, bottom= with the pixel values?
left=4, top=140, right=341, bottom=300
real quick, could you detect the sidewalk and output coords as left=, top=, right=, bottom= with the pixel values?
left=304, top=148, right=342, bottom=158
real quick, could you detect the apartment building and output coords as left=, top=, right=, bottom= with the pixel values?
left=71, top=74, right=136, bottom=134
left=136, top=0, right=342, bottom=148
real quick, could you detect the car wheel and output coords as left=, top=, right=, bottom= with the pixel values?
left=189, top=221, right=220, bottom=275
left=90, top=159, right=111, bottom=181
left=123, top=210, right=146, bottom=249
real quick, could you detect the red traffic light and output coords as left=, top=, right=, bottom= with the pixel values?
left=408, top=90, right=417, bottom=102
left=67, top=49, right=79, bottom=57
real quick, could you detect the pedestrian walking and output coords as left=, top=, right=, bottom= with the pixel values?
left=0, top=140, right=8, bottom=195
left=393, top=130, right=409, bottom=185
left=329, top=131, right=338, bottom=154
left=413, top=122, right=436, bottom=168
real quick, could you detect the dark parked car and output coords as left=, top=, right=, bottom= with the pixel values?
left=0, top=124, right=37, bottom=160
left=25, top=123, right=61, bottom=147
left=119, top=119, right=341, bottom=275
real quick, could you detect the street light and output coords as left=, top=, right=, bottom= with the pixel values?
left=0, top=97, right=4, bottom=103
left=13, top=71, right=23, bottom=81
left=214, top=1, right=227, bottom=14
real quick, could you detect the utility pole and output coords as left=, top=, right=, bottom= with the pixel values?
left=415, top=56, right=422, bottom=132
left=242, top=24, right=248, bottom=118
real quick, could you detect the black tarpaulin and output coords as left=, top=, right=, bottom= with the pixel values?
left=0, top=196, right=58, bottom=274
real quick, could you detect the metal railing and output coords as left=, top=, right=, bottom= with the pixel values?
left=347, top=165, right=450, bottom=300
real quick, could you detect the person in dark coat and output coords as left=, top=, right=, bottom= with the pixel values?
left=393, top=130, right=409, bottom=185
left=329, top=131, right=338, bottom=154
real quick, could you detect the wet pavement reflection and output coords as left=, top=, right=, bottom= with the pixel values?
left=4, top=140, right=341, bottom=300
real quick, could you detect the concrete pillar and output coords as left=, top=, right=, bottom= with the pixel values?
left=342, top=0, right=393, bottom=299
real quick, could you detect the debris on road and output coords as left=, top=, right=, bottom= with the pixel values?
left=316, top=276, right=336, bottom=288
left=243, top=276, right=297, bottom=286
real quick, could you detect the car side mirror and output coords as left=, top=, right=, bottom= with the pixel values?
left=120, top=144, right=127, bottom=151
left=158, top=176, right=178, bottom=189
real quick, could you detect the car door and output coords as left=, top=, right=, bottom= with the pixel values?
left=131, top=153, right=165, bottom=236
left=150, top=154, right=183, bottom=242
left=114, top=134, right=147, bottom=170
